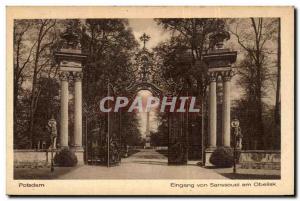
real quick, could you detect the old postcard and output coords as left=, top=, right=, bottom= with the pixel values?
left=6, top=6, right=294, bottom=195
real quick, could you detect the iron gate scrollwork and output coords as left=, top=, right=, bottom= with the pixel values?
left=87, top=82, right=121, bottom=166
left=167, top=89, right=189, bottom=165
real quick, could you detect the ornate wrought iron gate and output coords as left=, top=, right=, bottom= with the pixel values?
left=167, top=89, right=189, bottom=165
left=86, top=82, right=122, bottom=166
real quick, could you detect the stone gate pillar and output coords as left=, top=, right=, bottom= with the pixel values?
left=59, top=72, right=69, bottom=148
left=55, top=21, right=87, bottom=164
left=202, top=30, right=237, bottom=166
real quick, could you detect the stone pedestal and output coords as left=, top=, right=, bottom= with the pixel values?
left=71, top=148, right=84, bottom=165
left=204, top=147, right=217, bottom=166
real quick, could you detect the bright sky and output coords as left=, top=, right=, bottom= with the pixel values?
left=128, top=19, right=169, bottom=49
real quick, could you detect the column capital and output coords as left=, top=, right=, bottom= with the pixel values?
left=73, top=72, right=83, bottom=82
left=59, top=71, right=70, bottom=81
left=221, top=71, right=233, bottom=81
left=208, top=72, right=218, bottom=82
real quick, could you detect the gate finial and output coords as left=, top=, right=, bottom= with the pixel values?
left=140, top=33, right=151, bottom=49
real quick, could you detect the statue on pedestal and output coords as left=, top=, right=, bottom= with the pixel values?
left=47, top=117, right=57, bottom=149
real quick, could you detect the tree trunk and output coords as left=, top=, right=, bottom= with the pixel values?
left=274, top=18, right=281, bottom=149
left=28, top=21, right=44, bottom=148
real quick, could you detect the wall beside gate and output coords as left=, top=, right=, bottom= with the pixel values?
left=14, top=149, right=53, bottom=168
left=239, top=150, right=280, bottom=170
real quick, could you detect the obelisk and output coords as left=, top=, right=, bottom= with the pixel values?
left=145, top=111, right=151, bottom=148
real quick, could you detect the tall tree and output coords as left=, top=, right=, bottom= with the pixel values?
left=27, top=19, right=58, bottom=148
left=13, top=20, right=35, bottom=147
left=274, top=18, right=281, bottom=149
left=230, top=18, right=278, bottom=149
left=13, top=19, right=62, bottom=148
left=80, top=19, right=140, bottom=149
left=13, top=20, right=35, bottom=111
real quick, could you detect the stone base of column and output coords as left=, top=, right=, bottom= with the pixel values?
left=70, top=146, right=84, bottom=165
left=204, top=147, right=217, bottom=167
left=59, top=145, right=69, bottom=149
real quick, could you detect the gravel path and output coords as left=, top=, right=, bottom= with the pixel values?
left=57, top=149, right=228, bottom=179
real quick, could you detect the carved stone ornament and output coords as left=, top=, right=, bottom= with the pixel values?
left=221, top=71, right=233, bottom=82
left=73, top=72, right=83, bottom=82
left=209, top=30, right=230, bottom=50
left=60, top=21, right=80, bottom=49
left=208, top=72, right=218, bottom=82
left=59, top=71, right=70, bottom=81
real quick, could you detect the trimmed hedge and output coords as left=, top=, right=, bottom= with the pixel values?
left=54, top=148, right=78, bottom=167
left=209, top=147, right=234, bottom=168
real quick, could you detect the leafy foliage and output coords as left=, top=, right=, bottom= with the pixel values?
left=154, top=18, right=226, bottom=94
left=79, top=19, right=143, bottom=158
left=209, top=147, right=234, bottom=168
left=54, top=148, right=78, bottom=167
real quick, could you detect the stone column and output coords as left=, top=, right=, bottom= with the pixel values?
left=208, top=73, right=217, bottom=148
left=73, top=72, right=83, bottom=149
left=59, top=72, right=69, bottom=148
left=222, top=72, right=232, bottom=147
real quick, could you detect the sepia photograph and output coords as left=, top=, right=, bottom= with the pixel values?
left=6, top=6, right=294, bottom=195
